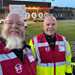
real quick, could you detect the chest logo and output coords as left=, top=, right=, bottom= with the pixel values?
left=15, top=64, right=23, bottom=74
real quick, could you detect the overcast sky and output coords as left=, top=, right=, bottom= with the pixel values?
left=51, top=0, right=75, bottom=8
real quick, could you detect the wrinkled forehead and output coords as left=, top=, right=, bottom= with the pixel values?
left=44, top=15, right=56, bottom=23
left=5, top=13, right=24, bottom=23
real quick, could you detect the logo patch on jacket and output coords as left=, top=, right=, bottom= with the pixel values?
left=15, top=64, right=23, bottom=74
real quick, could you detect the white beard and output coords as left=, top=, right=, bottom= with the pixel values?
left=6, top=36, right=23, bottom=49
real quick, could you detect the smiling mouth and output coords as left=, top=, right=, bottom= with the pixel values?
left=9, top=31, right=20, bottom=35
left=48, top=29, right=53, bottom=32
left=47, top=28, right=55, bottom=31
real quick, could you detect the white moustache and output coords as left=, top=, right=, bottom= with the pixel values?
left=10, top=29, right=20, bottom=33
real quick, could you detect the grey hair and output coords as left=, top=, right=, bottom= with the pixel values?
left=44, top=13, right=56, bottom=21
left=5, top=12, right=24, bottom=21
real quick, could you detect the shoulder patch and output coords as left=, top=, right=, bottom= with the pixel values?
left=27, top=54, right=35, bottom=63
left=23, top=48, right=35, bottom=63
left=0, top=52, right=17, bottom=62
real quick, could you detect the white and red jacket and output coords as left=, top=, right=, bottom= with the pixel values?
left=29, top=33, right=72, bottom=75
left=0, top=39, right=36, bottom=75
left=32, top=33, right=67, bottom=63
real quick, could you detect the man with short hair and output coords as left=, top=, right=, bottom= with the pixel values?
left=29, top=14, right=72, bottom=75
left=0, top=13, right=36, bottom=75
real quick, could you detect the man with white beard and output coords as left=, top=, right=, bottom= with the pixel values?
left=0, top=13, right=36, bottom=75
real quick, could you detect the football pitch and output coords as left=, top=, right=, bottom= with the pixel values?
left=26, top=20, right=75, bottom=47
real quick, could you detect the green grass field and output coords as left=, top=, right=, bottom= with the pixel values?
left=26, top=20, right=75, bottom=47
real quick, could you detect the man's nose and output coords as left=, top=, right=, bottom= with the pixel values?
left=48, top=24, right=53, bottom=28
left=11, top=23, right=17, bottom=28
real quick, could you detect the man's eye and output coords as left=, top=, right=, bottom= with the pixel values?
left=17, top=23, right=24, bottom=26
left=47, top=24, right=50, bottom=26
left=17, top=23, right=22, bottom=26
left=52, top=23, right=55, bottom=26
left=7, top=22, right=13, bottom=25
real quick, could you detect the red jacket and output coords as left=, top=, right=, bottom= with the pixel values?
left=0, top=40, right=36, bottom=75
left=32, top=33, right=66, bottom=63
